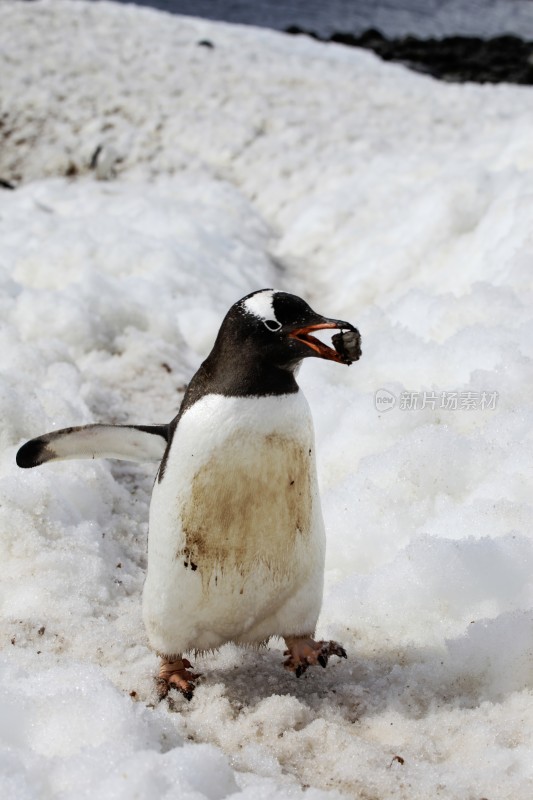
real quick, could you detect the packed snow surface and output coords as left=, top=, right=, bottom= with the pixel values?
left=1, top=1, right=533, bottom=798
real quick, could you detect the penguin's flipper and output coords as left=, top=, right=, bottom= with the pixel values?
left=16, top=424, right=169, bottom=468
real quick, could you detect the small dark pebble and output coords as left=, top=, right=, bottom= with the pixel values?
left=390, top=754, right=405, bottom=766
left=65, top=162, right=78, bottom=177
left=197, top=39, right=215, bottom=49
left=0, top=179, right=15, bottom=190
left=38, top=626, right=45, bottom=636
left=332, top=329, right=362, bottom=364
left=90, top=144, right=103, bottom=169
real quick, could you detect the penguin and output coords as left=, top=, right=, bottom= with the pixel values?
left=17, top=289, right=361, bottom=699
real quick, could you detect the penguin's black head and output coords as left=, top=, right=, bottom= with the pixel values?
left=178, top=289, right=361, bottom=409
left=215, top=289, right=361, bottom=371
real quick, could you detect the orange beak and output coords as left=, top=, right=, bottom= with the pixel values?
left=289, top=322, right=349, bottom=363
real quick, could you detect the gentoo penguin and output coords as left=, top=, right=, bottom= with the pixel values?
left=17, top=289, right=361, bottom=699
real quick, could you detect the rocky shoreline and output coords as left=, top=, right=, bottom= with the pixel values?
left=286, top=26, right=533, bottom=84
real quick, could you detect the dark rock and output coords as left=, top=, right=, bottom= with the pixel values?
left=285, top=25, right=320, bottom=42
left=284, top=26, right=533, bottom=85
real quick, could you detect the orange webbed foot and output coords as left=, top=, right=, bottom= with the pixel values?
left=157, top=657, right=201, bottom=701
left=283, top=637, right=347, bottom=677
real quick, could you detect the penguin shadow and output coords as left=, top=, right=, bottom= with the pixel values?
left=163, top=641, right=401, bottom=724
left=164, top=612, right=533, bottom=724
left=205, top=642, right=354, bottom=705
left=159, top=641, right=349, bottom=711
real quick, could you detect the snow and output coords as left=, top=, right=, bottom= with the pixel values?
left=1, top=0, right=533, bottom=797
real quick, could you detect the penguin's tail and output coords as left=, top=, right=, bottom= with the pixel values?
left=16, top=424, right=169, bottom=468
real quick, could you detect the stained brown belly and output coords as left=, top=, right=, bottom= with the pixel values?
left=179, top=433, right=312, bottom=577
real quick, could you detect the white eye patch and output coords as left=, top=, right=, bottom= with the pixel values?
left=242, top=289, right=281, bottom=328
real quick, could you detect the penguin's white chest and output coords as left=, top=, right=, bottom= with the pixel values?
left=143, top=392, right=325, bottom=655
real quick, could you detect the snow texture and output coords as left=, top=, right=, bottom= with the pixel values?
left=1, top=1, right=533, bottom=798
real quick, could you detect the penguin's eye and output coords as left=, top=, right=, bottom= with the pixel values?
left=264, top=319, right=282, bottom=332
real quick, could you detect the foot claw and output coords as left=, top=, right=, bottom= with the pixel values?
left=283, top=637, right=347, bottom=678
left=326, top=641, right=347, bottom=660
left=158, top=657, right=199, bottom=701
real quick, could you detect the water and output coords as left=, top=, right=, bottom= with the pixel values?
left=105, top=0, right=533, bottom=39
